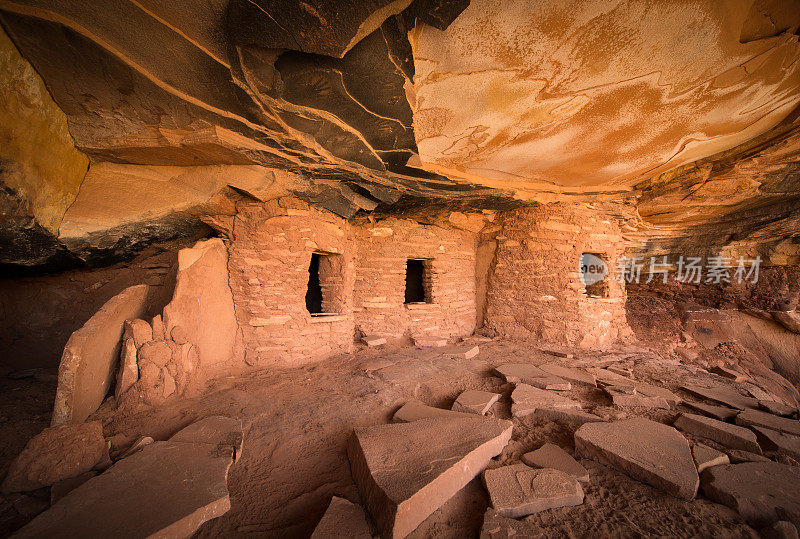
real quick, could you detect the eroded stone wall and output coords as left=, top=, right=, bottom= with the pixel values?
left=352, top=218, right=477, bottom=340
left=228, top=198, right=356, bottom=367
left=484, top=203, right=632, bottom=348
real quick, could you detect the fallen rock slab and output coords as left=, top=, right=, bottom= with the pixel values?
left=681, top=385, right=759, bottom=410
left=675, top=413, right=762, bottom=453
left=763, top=520, right=799, bottom=539
left=412, top=336, right=447, bottom=348
left=483, top=464, right=583, bottom=518
left=539, top=364, right=596, bottom=387
left=311, top=496, right=372, bottom=539
left=751, top=426, right=800, bottom=462
left=711, top=366, right=749, bottom=382
left=494, top=364, right=570, bottom=390
left=575, top=417, right=699, bottom=500
left=452, top=390, right=500, bottom=415
left=14, top=416, right=243, bottom=538
left=2, top=421, right=105, bottom=493
left=701, top=462, right=800, bottom=528
left=461, top=345, right=480, bottom=359
left=52, top=284, right=150, bottom=425
left=522, top=443, right=589, bottom=482
left=393, top=399, right=474, bottom=423
left=540, top=348, right=574, bottom=358
left=605, top=387, right=670, bottom=409
left=361, top=335, right=387, bottom=347
left=725, top=449, right=771, bottom=464
left=684, top=401, right=739, bottom=421
left=347, top=416, right=512, bottom=538
left=736, top=408, right=800, bottom=437
left=50, top=471, right=96, bottom=505
left=511, top=384, right=582, bottom=418
left=760, top=400, right=798, bottom=418
left=692, top=443, right=729, bottom=474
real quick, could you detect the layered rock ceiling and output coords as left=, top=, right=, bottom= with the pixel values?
left=1, top=0, right=799, bottom=271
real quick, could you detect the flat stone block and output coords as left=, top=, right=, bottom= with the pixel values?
left=522, top=443, right=589, bottom=482
left=452, top=390, right=501, bottom=415
left=483, top=464, right=583, bottom=518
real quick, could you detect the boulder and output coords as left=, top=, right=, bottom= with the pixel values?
left=522, top=443, right=589, bottom=482
left=14, top=416, right=242, bottom=538
left=452, top=390, right=500, bottom=415
left=701, top=462, right=800, bottom=528
left=511, top=384, right=582, bottom=418
left=2, top=421, right=105, bottom=493
left=347, top=416, right=512, bottom=538
left=736, top=408, right=800, bottom=437
left=681, top=385, right=759, bottom=410
left=162, top=238, right=237, bottom=372
left=123, top=319, right=152, bottom=349
left=52, top=284, right=150, bottom=425
left=539, top=364, right=597, bottom=386
left=692, top=443, right=729, bottom=474
left=311, top=497, right=372, bottom=539
left=575, top=417, right=698, bottom=500
left=114, top=337, right=139, bottom=397
left=392, top=399, right=474, bottom=423
left=50, top=471, right=96, bottom=505
left=683, top=401, right=739, bottom=421
left=674, top=413, right=762, bottom=454
left=763, top=521, right=799, bottom=539
left=482, top=464, right=584, bottom=518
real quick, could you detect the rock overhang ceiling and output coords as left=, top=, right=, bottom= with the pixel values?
left=0, top=0, right=799, bottom=271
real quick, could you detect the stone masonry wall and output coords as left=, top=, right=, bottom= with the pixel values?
left=353, top=218, right=476, bottom=340
left=228, top=198, right=355, bottom=367
left=485, top=203, right=633, bottom=348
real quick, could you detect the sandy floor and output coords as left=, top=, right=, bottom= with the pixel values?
left=3, top=337, right=754, bottom=538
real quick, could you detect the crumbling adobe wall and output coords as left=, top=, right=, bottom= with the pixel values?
left=228, top=198, right=355, bottom=367
left=352, top=218, right=476, bottom=340
left=484, top=203, right=632, bottom=348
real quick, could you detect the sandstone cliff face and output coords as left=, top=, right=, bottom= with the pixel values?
left=0, top=1, right=798, bottom=273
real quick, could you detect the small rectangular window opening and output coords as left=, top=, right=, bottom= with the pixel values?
left=405, top=259, right=430, bottom=304
left=306, top=252, right=343, bottom=315
left=580, top=252, right=610, bottom=298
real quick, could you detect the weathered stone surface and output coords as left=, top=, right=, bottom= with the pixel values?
left=540, top=348, right=574, bottom=359
left=310, top=496, right=372, bottom=539
left=511, top=384, right=582, bottom=418
left=575, top=417, right=699, bottom=500
left=737, top=409, right=800, bottom=437
left=751, top=427, right=800, bottom=462
left=347, top=416, right=512, bottom=538
left=495, top=364, right=570, bottom=390
left=1, top=421, right=105, bottom=493
left=692, top=443, right=729, bottom=474
left=684, top=401, right=739, bottom=422
left=480, top=508, right=546, bottom=538
left=114, top=337, right=138, bottom=397
left=117, top=436, right=155, bottom=460
left=14, top=416, right=242, bottom=538
left=760, top=400, right=798, bottom=418
left=483, top=464, right=584, bottom=518
left=452, top=390, right=500, bottom=415
left=701, top=462, right=800, bottom=528
left=123, top=319, right=153, bottom=349
left=162, top=238, right=237, bottom=374
left=773, top=311, right=800, bottom=334
left=393, top=399, right=474, bottom=423
left=681, top=385, right=759, bottom=410
left=675, top=413, right=762, bottom=454
left=462, top=345, right=480, bottom=359
left=49, top=471, right=96, bottom=505
left=52, top=284, right=150, bottom=425
left=605, top=387, right=670, bottom=409
left=711, top=365, right=750, bottom=382
left=725, top=449, right=771, bottom=464
left=362, top=335, right=387, bottom=347
left=522, top=443, right=589, bottom=482
left=539, top=364, right=597, bottom=387
left=763, top=520, right=799, bottom=539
